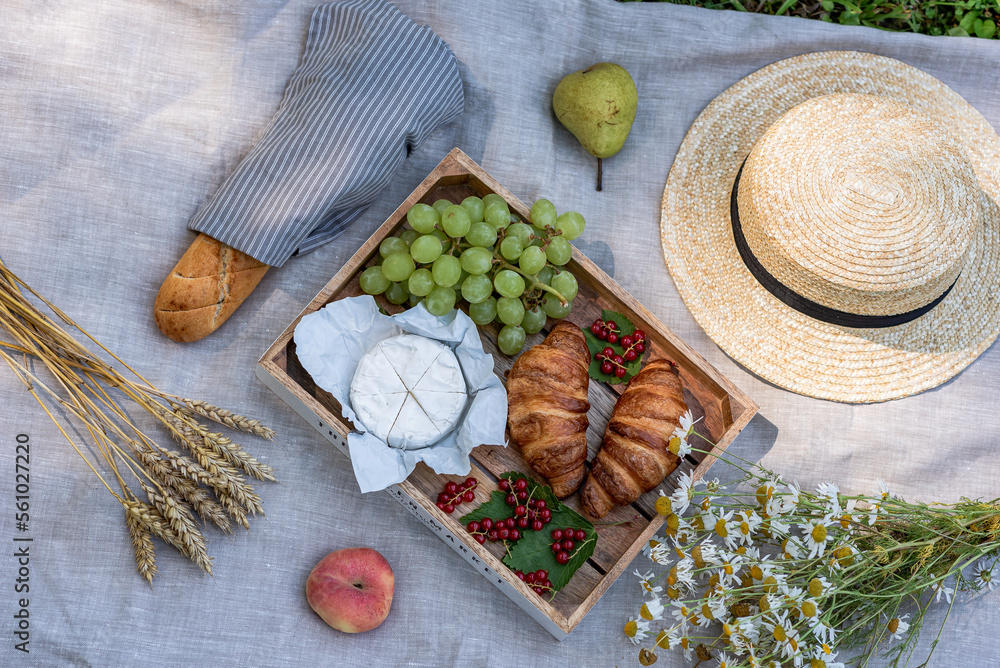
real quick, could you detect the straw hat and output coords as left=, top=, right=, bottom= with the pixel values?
left=661, top=51, right=1000, bottom=403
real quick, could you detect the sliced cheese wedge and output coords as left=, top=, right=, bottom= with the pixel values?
left=349, top=334, right=469, bottom=450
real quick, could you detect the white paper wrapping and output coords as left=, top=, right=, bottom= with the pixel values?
left=294, top=295, right=507, bottom=492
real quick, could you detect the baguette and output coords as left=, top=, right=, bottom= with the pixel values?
left=153, top=233, right=269, bottom=342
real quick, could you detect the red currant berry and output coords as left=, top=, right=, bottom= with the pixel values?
left=515, top=505, right=527, bottom=517
left=535, top=500, right=546, bottom=510
left=445, top=481, right=459, bottom=494
left=474, top=534, right=486, bottom=544
left=561, top=539, right=575, bottom=551
left=624, top=350, right=637, bottom=362
left=517, top=517, right=530, bottom=528
left=509, top=529, right=521, bottom=541
left=442, top=504, right=454, bottom=514
left=464, top=477, right=478, bottom=488
left=601, top=347, right=614, bottom=358
left=499, top=479, right=511, bottom=491
left=532, top=586, right=544, bottom=595
left=551, top=541, right=562, bottom=552
left=487, top=530, right=499, bottom=542
left=505, top=517, right=516, bottom=528
left=540, top=509, right=552, bottom=521
left=542, top=579, right=552, bottom=589
left=437, top=492, right=450, bottom=504
left=635, top=341, right=645, bottom=354
left=516, top=491, right=528, bottom=502
left=516, top=571, right=526, bottom=581
left=499, top=528, right=510, bottom=540
left=552, top=529, right=563, bottom=541
left=463, top=491, right=475, bottom=503
left=467, top=521, right=480, bottom=533
left=525, top=571, right=536, bottom=584
left=606, top=319, right=618, bottom=331
left=607, top=332, right=619, bottom=345
left=600, top=361, right=613, bottom=374
left=436, top=502, right=446, bottom=511
left=535, top=570, right=548, bottom=580
left=480, top=518, right=493, bottom=531
left=575, top=529, right=587, bottom=541
left=597, top=329, right=608, bottom=341
left=590, top=322, right=602, bottom=335
left=612, top=354, right=624, bottom=365
left=615, top=367, right=627, bottom=378
left=632, top=329, right=645, bottom=341
left=621, top=335, right=633, bottom=348
left=556, top=551, right=571, bottom=564
left=505, top=494, right=517, bottom=506
left=514, top=478, right=528, bottom=491
left=532, top=519, right=544, bottom=531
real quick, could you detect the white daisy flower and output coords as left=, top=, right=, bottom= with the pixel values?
left=717, top=554, right=745, bottom=587
left=838, top=498, right=861, bottom=533
left=624, top=617, right=651, bottom=644
left=670, top=601, right=696, bottom=628
left=875, top=479, right=890, bottom=500
left=781, top=535, right=804, bottom=560
left=933, top=580, right=954, bottom=604
left=639, top=596, right=665, bottom=622
left=634, top=569, right=662, bottom=598
left=800, top=515, right=835, bottom=558
left=806, top=575, right=834, bottom=598
left=808, top=617, right=837, bottom=646
left=811, top=645, right=845, bottom=668
left=716, top=650, right=737, bottom=668
left=767, top=482, right=801, bottom=518
left=735, top=509, right=763, bottom=546
left=974, top=557, right=997, bottom=591
left=669, top=470, right=696, bottom=515
left=764, top=610, right=803, bottom=663
left=816, top=482, right=841, bottom=514
left=709, top=509, right=740, bottom=550
left=886, top=613, right=910, bottom=641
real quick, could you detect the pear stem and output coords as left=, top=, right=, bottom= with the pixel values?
left=596, top=157, right=603, bottom=191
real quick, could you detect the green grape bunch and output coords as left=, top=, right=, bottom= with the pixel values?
left=358, top=194, right=584, bottom=356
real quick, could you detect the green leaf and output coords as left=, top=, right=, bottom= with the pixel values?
left=976, top=18, right=996, bottom=37
left=775, top=0, right=797, bottom=15
left=503, top=507, right=596, bottom=592
left=460, top=489, right=514, bottom=524
left=580, top=309, right=646, bottom=385
left=960, top=10, right=979, bottom=31
left=820, top=0, right=834, bottom=10
left=461, top=472, right=596, bottom=593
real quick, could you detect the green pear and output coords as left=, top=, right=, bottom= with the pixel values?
left=552, top=62, right=637, bottom=190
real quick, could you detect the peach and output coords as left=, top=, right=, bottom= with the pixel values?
left=305, top=547, right=394, bottom=633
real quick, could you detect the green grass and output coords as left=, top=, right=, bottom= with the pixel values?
left=625, top=0, right=1000, bottom=38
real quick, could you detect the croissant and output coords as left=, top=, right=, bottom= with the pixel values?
left=507, top=321, right=590, bottom=498
left=580, top=359, right=687, bottom=518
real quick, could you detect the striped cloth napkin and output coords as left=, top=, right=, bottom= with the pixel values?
left=188, top=0, right=464, bottom=267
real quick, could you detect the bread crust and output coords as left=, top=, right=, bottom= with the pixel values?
left=507, top=321, right=591, bottom=498
left=581, top=359, right=686, bottom=518
left=153, top=233, right=269, bottom=342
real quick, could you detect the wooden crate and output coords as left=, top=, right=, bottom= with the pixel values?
left=257, top=148, right=757, bottom=639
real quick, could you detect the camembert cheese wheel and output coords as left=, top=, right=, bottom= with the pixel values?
left=349, top=334, right=468, bottom=450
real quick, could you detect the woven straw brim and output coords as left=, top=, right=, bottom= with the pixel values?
left=661, top=51, right=1000, bottom=403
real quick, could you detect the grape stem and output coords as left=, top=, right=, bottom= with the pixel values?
left=494, top=257, right=569, bottom=306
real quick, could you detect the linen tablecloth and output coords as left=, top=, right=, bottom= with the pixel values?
left=1, top=1, right=998, bottom=666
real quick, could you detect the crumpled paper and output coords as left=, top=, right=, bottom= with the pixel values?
left=294, top=295, right=507, bottom=492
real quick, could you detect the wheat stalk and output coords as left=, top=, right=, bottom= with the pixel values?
left=0, top=258, right=276, bottom=581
